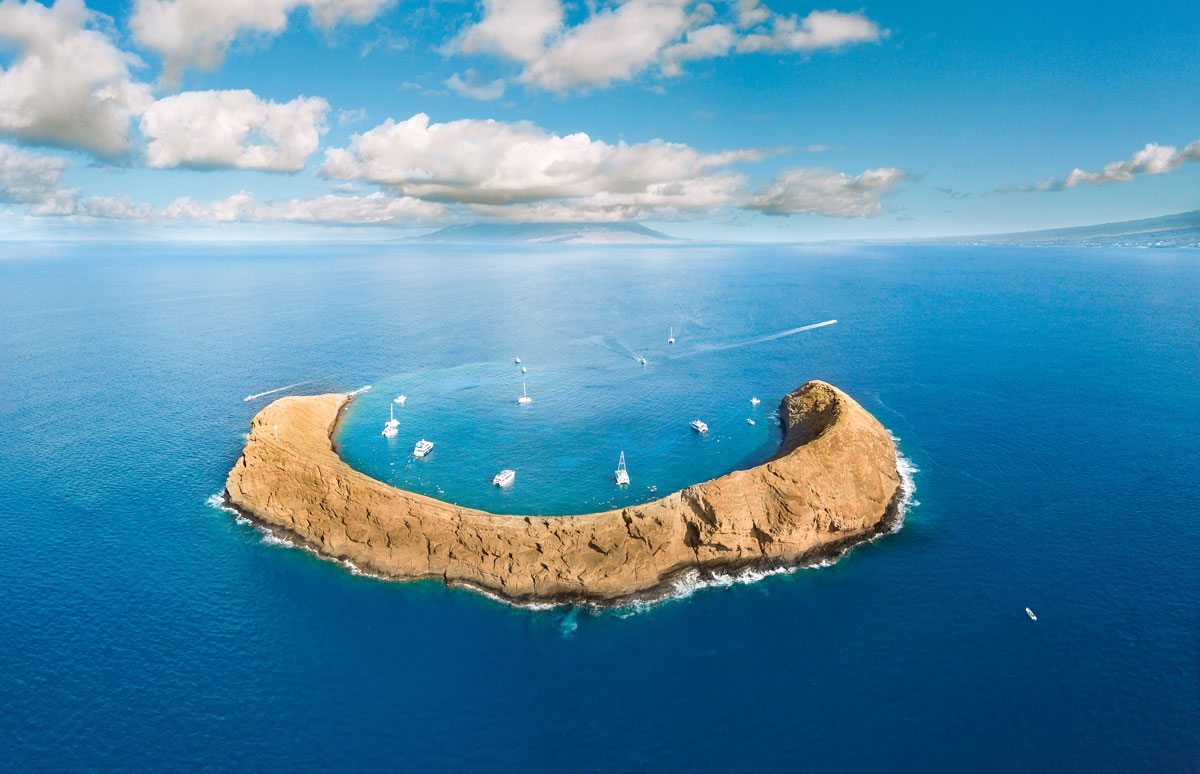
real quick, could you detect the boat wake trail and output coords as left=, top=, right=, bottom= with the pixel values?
left=674, top=319, right=837, bottom=358
left=243, top=380, right=316, bottom=402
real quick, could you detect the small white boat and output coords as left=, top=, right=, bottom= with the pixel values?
left=638, top=356, right=647, bottom=365
left=750, top=397, right=760, bottom=406
left=382, top=404, right=399, bottom=435
left=691, top=419, right=708, bottom=433
left=413, top=439, right=434, bottom=457
left=493, top=469, right=515, bottom=487
left=521, top=366, right=527, bottom=374
left=668, top=327, right=675, bottom=345
left=394, top=395, right=407, bottom=405
left=1026, top=607, right=1037, bottom=621
left=514, top=357, right=521, bottom=364
left=517, top=381, right=532, bottom=404
left=747, top=419, right=755, bottom=425
left=615, top=451, right=630, bottom=485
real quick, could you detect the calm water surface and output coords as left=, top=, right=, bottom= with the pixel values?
left=1, top=243, right=1196, bottom=770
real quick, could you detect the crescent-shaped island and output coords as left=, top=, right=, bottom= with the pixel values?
left=224, top=380, right=903, bottom=606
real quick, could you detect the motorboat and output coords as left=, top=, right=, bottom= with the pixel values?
left=1026, top=607, right=1037, bottom=621
left=691, top=420, right=708, bottom=433
left=615, top=451, right=630, bottom=485
left=493, top=469, right=515, bottom=487
left=747, top=419, right=755, bottom=425
left=413, top=439, right=434, bottom=457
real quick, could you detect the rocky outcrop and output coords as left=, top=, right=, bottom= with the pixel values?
left=224, top=381, right=901, bottom=605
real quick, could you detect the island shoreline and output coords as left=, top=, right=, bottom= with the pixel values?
left=223, top=380, right=904, bottom=606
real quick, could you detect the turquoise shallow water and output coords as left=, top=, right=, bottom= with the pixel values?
left=1, top=243, right=1197, bottom=770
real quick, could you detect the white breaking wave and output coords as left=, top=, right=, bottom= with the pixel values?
left=347, top=384, right=372, bottom=396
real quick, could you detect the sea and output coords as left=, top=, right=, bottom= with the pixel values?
left=0, top=242, right=1196, bottom=770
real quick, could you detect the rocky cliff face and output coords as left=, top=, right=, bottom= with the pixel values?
left=225, top=381, right=901, bottom=605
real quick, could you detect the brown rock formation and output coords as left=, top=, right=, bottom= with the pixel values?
left=224, top=380, right=901, bottom=605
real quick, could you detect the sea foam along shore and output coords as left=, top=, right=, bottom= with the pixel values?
left=209, top=442, right=916, bottom=611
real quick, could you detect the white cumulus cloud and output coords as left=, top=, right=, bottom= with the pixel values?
left=141, top=90, right=329, bottom=172
left=321, top=112, right=763, bottom=218
left=455, top=0, right=563, bottom=63
left=522, top=0, right=693, bottom=91
left=131, top=0, right=396, bottom=84
left=1000, top=139, right=1200, bottom=192
left=0, top=142, right=78, bottom=214
left=161, top=190, right=446, bottom=223
left=451, top=0, right=887, bottom=91
left=445, top=70, right=507, bottom=101
left=0, top=0, right=152, bottom=157
left=737, top=8, right=886, bottom=53
left=744, top=166, right=907, bottom=217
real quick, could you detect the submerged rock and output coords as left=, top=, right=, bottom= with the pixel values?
left=225, top=380, right=902, bottom=606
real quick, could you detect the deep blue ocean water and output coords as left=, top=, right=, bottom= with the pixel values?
left=1, top=243, right=1196, bottom=771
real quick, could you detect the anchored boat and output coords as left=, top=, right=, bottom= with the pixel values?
left=517, top=381, right=532, bottom=404
left=691, top=419, right=708, bottom=433
left=493, top=469, right=515, bottom=487
left=615, top=451, right=630, bottom=485
left=381, top=404, right=399, bottom=436
left=413, top=439, right=434, bottom=457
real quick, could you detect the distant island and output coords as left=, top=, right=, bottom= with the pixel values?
left=920, top=209, right=1200, bottom=248
left=223, top=381, right=902, bottom=606
left=412, top=221, right=682, bottom=245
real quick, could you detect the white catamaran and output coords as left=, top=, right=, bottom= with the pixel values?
left=615, top=451, right=630, bottom=485
left=413, top=439, right=434, bottom=457
left=691, top=419, right=708, bottom=433
left=381, top=404, right=399, bottom=436
left=493, top=469, right=515, bottom=487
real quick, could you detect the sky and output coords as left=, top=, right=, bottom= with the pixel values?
left=0, top=0, right=1198, bottom=241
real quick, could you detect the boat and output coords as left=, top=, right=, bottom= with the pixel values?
left=514, top=357, right=521, bottom=364
left=382, top=404, right=399, bottom=435
left=750, top=397, right=760, bottom=405
left=615, top=451, right=630, bottom=485
left=517, top=381, right=532, bottom=404
left=638, top=356, right=647, bottom=365
left=413, top=439, right=434, bottom=457
left=493, top=469, right=515, bottom=487
left=747, top=419, right=755, bottom=425
left=521, top=366, right=526, bottom=374
left=691, top=420, right=708, bottom=433
left=1026, top=607, right=1037, bottom=621
left=394, top=394, right=407, bottom=404
left=668, top=327, right=675, bottom=345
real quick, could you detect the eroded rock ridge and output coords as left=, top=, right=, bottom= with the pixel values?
left=225, top=380, right=901, bottom=604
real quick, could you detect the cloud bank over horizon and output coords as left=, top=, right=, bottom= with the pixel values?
left=0, top=0, right=1197, bottom=237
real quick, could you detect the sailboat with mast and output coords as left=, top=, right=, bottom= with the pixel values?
left=668, top=327, right=675, bottom=344
left=517, top=380, right=532, bottom=404
left=614, top=451, right=630, bottom=485
left=381, top=403, right=399, bottom=437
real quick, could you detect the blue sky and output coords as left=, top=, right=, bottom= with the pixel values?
left=0, top=0, right=1198, bottom=240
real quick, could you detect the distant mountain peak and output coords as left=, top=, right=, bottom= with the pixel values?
left=412, top=222, right=682, bottom=244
